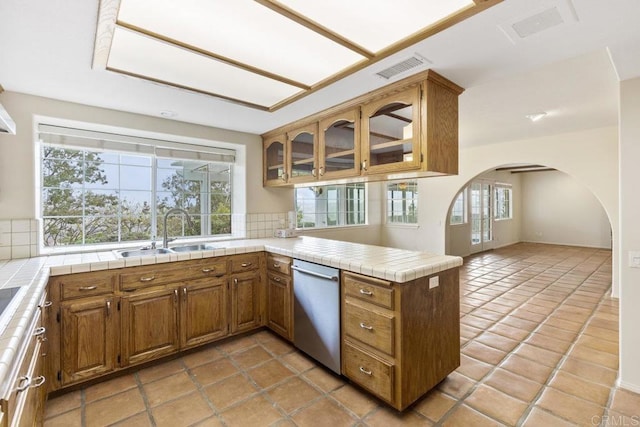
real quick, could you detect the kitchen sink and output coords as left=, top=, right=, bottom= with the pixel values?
left=170, top=244, right=221, bottom=252
left=115, top=248, right=174, bottom=258
left=114, top=244, right=222, bottom=258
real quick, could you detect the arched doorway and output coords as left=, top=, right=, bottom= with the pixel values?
left=445, top=164, right=612, bottom=258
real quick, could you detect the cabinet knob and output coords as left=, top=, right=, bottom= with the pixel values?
left=361, top=160, right=368, bottom=171
left=312, top=168, right=317, bottom=177
left=359, top=366, right=372, bottom=376
left=319, top=166, right=325, bottom=177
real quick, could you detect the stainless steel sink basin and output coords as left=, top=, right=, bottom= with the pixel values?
left=170, top=244, right=220, bottom=252
left=115, top=248, right=174, bottom=258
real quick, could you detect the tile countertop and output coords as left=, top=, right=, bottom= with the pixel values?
left=0, top=236, right=462, bottom=394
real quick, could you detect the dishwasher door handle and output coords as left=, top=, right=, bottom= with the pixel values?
left=292, top=265, right=338, bottom=281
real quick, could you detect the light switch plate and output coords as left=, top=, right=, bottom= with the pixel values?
left=629, top=251, right=640, bottom=268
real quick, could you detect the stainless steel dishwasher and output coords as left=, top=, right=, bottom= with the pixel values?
left=292, top=259, right=341, bottom=374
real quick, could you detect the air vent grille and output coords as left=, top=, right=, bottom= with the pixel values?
left=375, top=55, right=428, bottom=80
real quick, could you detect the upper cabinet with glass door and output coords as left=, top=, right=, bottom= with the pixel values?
left=287, top=123, right=318, bottom=184
left=318, top=108, right=360, bottom=180
left=361, top=86, right=421, bottom=175
left=263, top=134, right=288, bottom=186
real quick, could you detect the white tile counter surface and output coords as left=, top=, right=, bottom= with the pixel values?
left=0, top=236, right=462, bottom=394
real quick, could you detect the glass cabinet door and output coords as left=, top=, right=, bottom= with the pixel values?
left=287, top=123, right=318, bottom=183
left=361, top=86, right=421, bottom=174
left=319, top=108, right=359, bottom=179
left=263, top=135, right=287, bottom=185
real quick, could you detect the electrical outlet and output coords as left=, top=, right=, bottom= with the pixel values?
left=629, top=251, right=640, bottom=268
left=429, top=276, right=439, bottom=289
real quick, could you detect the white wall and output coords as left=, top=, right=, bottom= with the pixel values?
left=618, top=77, right=640, bottom=393
left=381, top=126, right=619, bottom=295
left=520, top=170, right=611, bottom=248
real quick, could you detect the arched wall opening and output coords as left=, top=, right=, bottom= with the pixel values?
left=444, top=165, right=612, bottom=259
left=380, top=126, right=618, bottom=296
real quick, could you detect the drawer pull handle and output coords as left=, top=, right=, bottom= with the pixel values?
left=16, top=376, right=31, bottom=392
left=273, top=276, right=281, bottom=282
left=273, top=263, right=280, bottom=268
left=39, top=301, right=52, bottom=308
left=32, top=376, right=46, bottom=388
left=359, top=289, right=373, bottom=296
left=201, top=267, right=215, bottom=273
left=359, top=367, right=372, bottom=376
left=359, top=322, right=373, bottom=331
left=106, top=301, right=111, bottom=316
left=139, top=276, right=156, bottom=282
left=79, top=286, right=97, bottom=291
left=241, top=262, right=252, bottom=267
left=33, top=326, right=46, bottom=337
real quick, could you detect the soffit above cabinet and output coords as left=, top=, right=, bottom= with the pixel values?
left=93, top=0, right=501, bottom=111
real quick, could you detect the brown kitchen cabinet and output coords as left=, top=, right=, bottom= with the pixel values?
left=266, top=253, right=293, bottom=341
left=341, top=268, right=460, bottom=410
left=262, top=69, right=463, bottom=187
left=1, top=292, right=49, bottom=427
left=230, top=270, right=262, bottom=334
left=263, top=133, right=288, bottom=186
left=60, top=295, right=119, bottom=384
left=179, top=277, right=228, bottom=349
left=121, top=287, right=179, bottom=367
left=287, top=122, right=318, bottom=184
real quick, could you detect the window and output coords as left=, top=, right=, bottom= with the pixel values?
left=294, top=183, right=366, bottom=229
left=386, top=181, right=418, bottom=224
left=450, top=190, right=466, bottom=225
left=39, top=124, right=235, bottom=247
left=495, top=185, right=513, bottom=220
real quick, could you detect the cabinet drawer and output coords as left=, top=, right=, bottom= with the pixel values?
left=344, top=299, right=395, bottom=356
left=120, top=266, right=186, bottom=291
left=191, top=259, right=227, bottom=278
left=343, top=273, right=393, bottom=309
left=58, top=271, right=116, bottom=300
left=267, top=254, right=291, bottom=276
left=230, top=254, right=260, bottom=273
left=343, top=342, right=394, bottom=403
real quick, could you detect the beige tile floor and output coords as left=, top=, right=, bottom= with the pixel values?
left=44, top=243, right=640, bottom=426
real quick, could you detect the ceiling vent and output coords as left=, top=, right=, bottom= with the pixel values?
left=375, top=54, right=431, bottom=80
left=512, top=7, right=564, bottom=38
left=498, top=0, right=578, bottom=44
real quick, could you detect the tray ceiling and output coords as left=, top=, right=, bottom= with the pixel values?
left=94, top=0, right=499, bottom=111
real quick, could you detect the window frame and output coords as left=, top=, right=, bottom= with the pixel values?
left=449, top=189, right=467, bottom=225
left=385, top=180, right=418, bottom=226
left=494, top=184, right=513, bottom=221
left=294, top=183, right=367, bottom=230
left=36, top=117, right=244, bottom=251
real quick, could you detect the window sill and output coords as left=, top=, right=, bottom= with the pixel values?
left=384, top=223, right=420, bottom=229
left=295, top=224, right=371, bottom=233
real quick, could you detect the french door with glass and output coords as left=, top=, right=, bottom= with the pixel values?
left=470, top=181, right=493, bottom=253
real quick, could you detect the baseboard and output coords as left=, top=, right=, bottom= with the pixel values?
left=617, top=378, right=640, bottom=394
left=520, top=239, right=611, bottom=250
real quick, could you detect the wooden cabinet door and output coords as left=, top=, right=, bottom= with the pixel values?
left=361, top=86, right=421, bottom=175
left=287, top=123, right=318, bottom=184
left=263, top=134, right=288, bottom=186
left=61, top=296, right=118, bottom=385
left=230, top=271, right=262, bottom=334
left=267, top=273, right=292, bottom=341
left=121, top=288, right=179, bottom=366
left=180, top=278, right=228, bottom=349
left=319, top=108, right=360, bottom=180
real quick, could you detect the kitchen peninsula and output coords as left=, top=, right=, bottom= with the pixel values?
left=0, top=236, right=461, bottom=421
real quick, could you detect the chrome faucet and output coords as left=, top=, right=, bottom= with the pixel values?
left=163, top=208, right=194, bottom=248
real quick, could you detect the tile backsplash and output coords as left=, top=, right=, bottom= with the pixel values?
left=0, top=214, right=291, bottom=260
left=0, top=219, right=39, bottom=260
